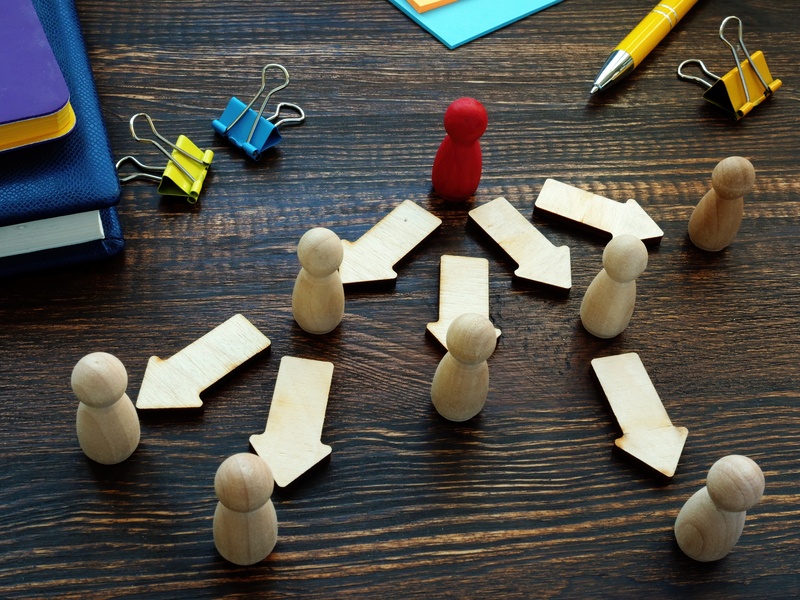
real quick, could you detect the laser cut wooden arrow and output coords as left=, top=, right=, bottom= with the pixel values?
left=136, top=314, right=271, bottom=409
left=427, top=255, right=501, bottom=349
left=469, top=196, right=571, bottom=290
left=591, top=352, right=688, bottom=477
left=339, top=200, right=442, bottom=285
left=250, top=356, right=334, bottom=488
left=534, top=179, right=664, bottom=245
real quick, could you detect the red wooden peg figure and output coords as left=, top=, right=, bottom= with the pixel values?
left=431, top=97, right=488, bottom=202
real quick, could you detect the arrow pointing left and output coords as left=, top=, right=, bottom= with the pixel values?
left=339, top=200, right=442, bottom=285
left=136, top=314, right=271, bottom=409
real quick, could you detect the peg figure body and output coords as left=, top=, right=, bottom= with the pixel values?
left=213, top=453, right=278, bottom=566
left=431, top=97, right=488, bottom=202
left=580, top=234, right=648, bottom=339
left=72, top=352, right=140, bottom=465
left=674, top=455, right=764, bottom=562
left=688, top=156, right=755, bottom=251
left=292, top=227, right=345, bottom=334
left=431, top=313, right=497, bottom=421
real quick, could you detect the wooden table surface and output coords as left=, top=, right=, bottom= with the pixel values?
left=1, top=0, right=798, bottom=597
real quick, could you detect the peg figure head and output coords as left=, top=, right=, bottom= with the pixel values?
left=297, top=227, right=343, bottom=278
left=712, top=156, right=755, bottom=201
left=71, top=352, right=128, bottom=408
left=443, top=97, right=488, bottom=144
left=215, top=453, right=274, bottom=513
left=706, top=454, right=764, bottom=513
left=603, top=234, right=648, bottom=283
left=446, top=313, right=497, bottom=365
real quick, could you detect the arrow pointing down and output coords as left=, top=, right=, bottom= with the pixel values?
left=591, top=352, right=688, bottom=477
left=136, top=314, right=271, bottom=409
left=250, top=356, right=334, bottom=488
left=427, top=255, right=501, bottom=349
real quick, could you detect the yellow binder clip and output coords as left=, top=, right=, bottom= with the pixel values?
left=116, top=113, right=213, bottom=203
left=677, top=16, right=781, bottom=120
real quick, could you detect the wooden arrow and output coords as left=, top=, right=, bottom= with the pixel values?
left=534, top=179, right=664, bottom=245
left=469, top=196, right=571, bottom=290
left=135, top=314, right=270, bottom=409
left=426, top=255, right=501, bottom=349
left=591, top=352, right=688, bottom=477
left=339, top=200, right=442, bottom=285
left=250, top=356, right=334, bottom=488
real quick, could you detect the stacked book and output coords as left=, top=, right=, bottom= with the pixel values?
left=0, top=0, right=124, bottom=277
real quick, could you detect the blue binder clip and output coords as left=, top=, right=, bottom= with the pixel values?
left=212, top=63, right=306, bottom=161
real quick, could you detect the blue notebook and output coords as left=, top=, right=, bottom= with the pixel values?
left=0, top=0, right=123, bottom=277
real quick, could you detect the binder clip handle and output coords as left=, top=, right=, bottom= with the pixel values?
left=115, top=155, right=163, bottom=183
left=677, top=59, right=720, bottom=90
left=129, top=113, right=211, bottom=178
left=719, top=16, right=772, bottom=103
left=269, top=102, right=306, bottom=128
left=224, top=63, right=291, bottom=142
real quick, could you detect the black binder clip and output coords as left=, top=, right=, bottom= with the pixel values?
left=677, top=16, right=782, bottom=120
left=212, top=63, right=305, bottom=161
left=116, top=113, right=213, bottom=203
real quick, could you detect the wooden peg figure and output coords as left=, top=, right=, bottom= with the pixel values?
left=580, top=234, right=648, bottom=339
left=688, top=156, right=755, bottom=251
left=72, top=352, right=140, bottom=465
left=292, top=227, right=345, bottom=334
left=675, top=455, right=764, bottom=562
left=431, top=313, right=497, bottom=422
left=213, top=453, right=278, bottom=566
left=431, top=97, right=488, bottom=202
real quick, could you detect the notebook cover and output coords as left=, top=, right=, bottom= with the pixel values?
left=0, top=0, right=71, bottom=128
left=0, top=0, right=124, bottom=274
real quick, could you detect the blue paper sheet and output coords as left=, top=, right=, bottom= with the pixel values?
left=387, top=0, right=565, bottom=50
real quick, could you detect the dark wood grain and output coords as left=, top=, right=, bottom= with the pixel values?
left=1, top=0, right=798, bottom=597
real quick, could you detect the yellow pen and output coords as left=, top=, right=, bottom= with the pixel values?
left=590, top=0, right=699, bottom=94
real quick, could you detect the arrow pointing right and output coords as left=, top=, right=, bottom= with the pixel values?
left=534, top=179, right=664, bottom=245
left=591, top=352, right=688, bottom=477
left=469, top=196, right=571, bottom=291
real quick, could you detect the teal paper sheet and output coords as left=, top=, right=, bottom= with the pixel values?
left=387, top=0, right=565, bottom=49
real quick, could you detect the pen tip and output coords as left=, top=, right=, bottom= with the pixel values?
left=590, top=85, right=599, bottom=95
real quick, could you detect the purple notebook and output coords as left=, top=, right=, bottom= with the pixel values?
left=0, top=0, right=75, bottom=150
